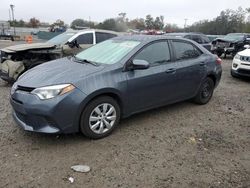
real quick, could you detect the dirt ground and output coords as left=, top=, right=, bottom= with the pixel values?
left=0, top=40, right=249, bottom=188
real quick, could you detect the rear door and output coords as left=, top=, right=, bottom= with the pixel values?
left=95, top=32, right=117, bottom=44
left=170, top=40, right=206, bottom=99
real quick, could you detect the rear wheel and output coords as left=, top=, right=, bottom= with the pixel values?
left=80, top=96, right=120, bottom=139
left=193, top=77, right=214, bottom=105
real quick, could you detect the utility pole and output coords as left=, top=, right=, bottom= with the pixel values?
left=184, top=18, right=188, bottom=29
left=9, top=9, right=11, bottom=21
left=10, top=4, right=16, bottom=36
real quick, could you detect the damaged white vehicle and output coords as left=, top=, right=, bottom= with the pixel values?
left=0, top=29, right=118, bottom=83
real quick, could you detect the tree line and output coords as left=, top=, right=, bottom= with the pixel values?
left=8, top=7, right=250, bottom=34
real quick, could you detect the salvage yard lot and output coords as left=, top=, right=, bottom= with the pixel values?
left=0, top=41, right=249, bottom=188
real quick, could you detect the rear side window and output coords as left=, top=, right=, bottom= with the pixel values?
left=201, top=35, right=210, bottom=43
left=191, top=35, right=203, bottom=44
left=172, top=41, right=202, bottom=60
left=96, top=32, right=117, bottom=43
left=134, top=41, right=171, bottom=65
left=75, top=33, right=93, bottom=44
left=184, top=35, right=192, bottom=40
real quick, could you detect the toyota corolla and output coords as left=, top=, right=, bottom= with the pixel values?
left=10, top=35, right=222, bottom=139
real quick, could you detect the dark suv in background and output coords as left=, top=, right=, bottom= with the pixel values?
left=211, top=33, right=250, bottom=58
left=165, top=33, right=212, bottom=51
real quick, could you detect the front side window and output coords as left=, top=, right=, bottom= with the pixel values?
left=133, top=41, right=171, bottom=65
left=76, top=40, right=140, bottom=64
left=172, top=41, right=202, bottom=60
left=75, top=33, right=93, bottom=44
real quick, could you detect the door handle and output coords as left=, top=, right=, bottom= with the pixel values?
left=165, top=68, right=176, bottom=74
left=199, top=62, right=206, bottom=66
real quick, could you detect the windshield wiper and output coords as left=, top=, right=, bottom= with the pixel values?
left=72, top=55, right=99, bottom=66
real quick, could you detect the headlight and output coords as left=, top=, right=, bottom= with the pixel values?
left=234, top=54, right=240, bottom=60
left=11, top=83, right=18, bottom=95
left=31, top=84, right=75, bottom=100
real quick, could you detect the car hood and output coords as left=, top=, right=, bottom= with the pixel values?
left=1, top=42, right=56, bottom=53
left=213, top=38, right=241, bottom=43
left=17, top=57, right=105, bottom=88
left=238, top=49, right=250, bottom=56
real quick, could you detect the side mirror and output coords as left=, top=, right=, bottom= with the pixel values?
left=244, top=44, right=250, bottom=49
left=130, top=59, right=150, bottom=70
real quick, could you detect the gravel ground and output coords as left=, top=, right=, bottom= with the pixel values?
left=0, top=41, right=249, bottom=188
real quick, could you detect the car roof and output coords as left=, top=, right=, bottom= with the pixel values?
left=112, top=34, right=191, bottom=43
left=66, top=29, right=119, bottom=35
left=165, top=32, right=205, bottom=36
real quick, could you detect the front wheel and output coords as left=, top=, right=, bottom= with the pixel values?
left=193, top=77, right=214, bottom=105
left=80, top=96, right=121, bottom=139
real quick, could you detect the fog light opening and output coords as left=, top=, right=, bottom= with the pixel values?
left=233, top=63, right=238, bottom=68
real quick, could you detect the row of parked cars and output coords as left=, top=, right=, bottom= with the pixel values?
left=0, top=29, right=248, bottom=139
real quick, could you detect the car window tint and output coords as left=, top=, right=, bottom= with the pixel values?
left=96, top=32, right=117, bottom=43
left=76, top=33, right=93, bottom=44
left=184, top=35, right=192, bottom=40
left=134, top=41, right=171, bottom=65
left=201, top=36, right=210, bottom=43
left=192, top=35, right=203, bottom=44
left=172, top=41, right=202, bottom=60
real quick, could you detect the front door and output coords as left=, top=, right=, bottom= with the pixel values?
left=126, top=40, right=178, bottom=112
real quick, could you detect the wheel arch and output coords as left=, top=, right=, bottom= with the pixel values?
left=75, top=88, right=124, bottom=131
left=207, top=73, right=216, bottom=85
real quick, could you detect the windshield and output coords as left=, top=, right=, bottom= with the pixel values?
left=47, top=32, right=76, bottom=45
left=75, top=40, right=141, bottom=64
left=224, top=34, right=244, bottom=41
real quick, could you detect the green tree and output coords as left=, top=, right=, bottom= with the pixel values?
left=128, top=18, right=146, bottom=30
left=145, top=15, right=154, bottom=29
left=154, top=16, right=164, bottom=30
left=71, top=19, right=94, bottom=29
left=28, top=17, right=40, bottom=28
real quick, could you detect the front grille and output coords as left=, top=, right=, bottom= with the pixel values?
left=217, top=42, right=230, bottom=48
left=16, top=85, right=35, bottom=93
left=237, top=69, right=250, bottom=75
left=240, top=56, right=250, bottom=62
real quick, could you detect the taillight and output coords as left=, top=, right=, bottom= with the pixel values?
left=216, top=58, right=222, bottom=65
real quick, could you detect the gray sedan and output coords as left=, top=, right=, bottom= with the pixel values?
left=10, top=35, right=222, bottom=139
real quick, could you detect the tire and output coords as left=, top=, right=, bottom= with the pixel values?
left=80, top=96, right=121, bottom=139
left=193, top=77, right=214, bottom=105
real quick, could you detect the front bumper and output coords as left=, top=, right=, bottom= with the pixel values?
left=0, top=70, right=14, bottom=82
left=10, top=87, right=87, bottom=134
left=231, top=58, right=250, bottom=77
left=211, top=46, right=235, bottom=55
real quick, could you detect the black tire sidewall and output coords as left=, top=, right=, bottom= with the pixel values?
left=80, top=96, right=120, bottom=139
left=195, top=78, right=214, bottom=105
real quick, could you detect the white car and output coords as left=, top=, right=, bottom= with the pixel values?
left=231, top=45, right=250, bottom=78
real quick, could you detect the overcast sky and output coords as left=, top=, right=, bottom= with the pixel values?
left=1, top=0, right=249, bottom=27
